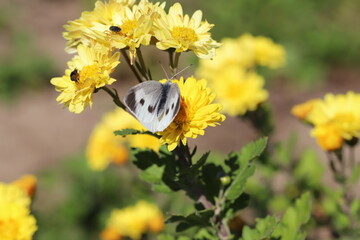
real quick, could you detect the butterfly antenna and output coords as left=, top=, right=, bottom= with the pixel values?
left=159, top=62, right=170, bottom=80
left=170, top=64, right=193, bottom=80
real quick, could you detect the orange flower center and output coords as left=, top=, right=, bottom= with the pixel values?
left=173, top=98, right=190, bottom=128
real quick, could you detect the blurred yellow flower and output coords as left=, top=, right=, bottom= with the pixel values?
left=64, top=0, right=136, bottom=53
left=158, top=77, right=226, bottom=151
left=291, top=99, right=321, bottom=121
left=0, top=183, right=37, bottom=240
left=86, top=108, right=160, bottom=171
left=209, top=66, right=268, bottom=116
left=51, top=44, right=120, bottom=113
left=102, top=201, right=164, bottom=240
left=293, top=92, right=360, bottom=151
left=197, top=34, right=285, bottom=79
left=154, top=2, right=220, bottom=59
left=11, top=175, right=37, bottom=198
left=253, top=36, right=286, bottom=69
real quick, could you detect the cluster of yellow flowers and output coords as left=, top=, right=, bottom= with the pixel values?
left=0, top=175, right=37, bottom=240
left=292, top=91, right=360, bottom=151
left=51, top=0, right=225, bottom=152
left=86, top=108, right=160, bottom=170
left=101, top=201, right=164, bottom=240
left=51, top=0, right=220, bottom=113
left=197, top=34, right=286, bottom=116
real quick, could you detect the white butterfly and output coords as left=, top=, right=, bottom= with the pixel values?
left=123, top=80, right=181, bottom=133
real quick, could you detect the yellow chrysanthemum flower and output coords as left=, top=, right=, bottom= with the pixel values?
left=158, top=77, right=226, bottom=151
left=0, top=183, right=37, bottom=240
left=254, top=35, right=286, bottom=69
left=86, top=108, right=160, bottom=171
left=11, top=175, right=37, bottom=197
left=293, top=92, right=360, bottom=151
left=206, top=66, right=268, bottom=116
left=197, top=34, right=285, bottom=78
left=0, top=182, right=30, bottom=208
left=64, top=0, right=136, bottom=53
left=51, top=44, right=120, bottom=113
left=154, top=2, right=220, bottom=59
left=103, top=201, right=164, bottom=240
left=291, top=99, right=321, bottom=121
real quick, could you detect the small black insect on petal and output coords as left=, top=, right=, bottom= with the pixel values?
left=109, top=26, right=121, bottom=33
left=70, top=69, right=79, bottom=82
left=148, top=105, right=154, bottom=113
left=140, top=98, right=145, bottom=106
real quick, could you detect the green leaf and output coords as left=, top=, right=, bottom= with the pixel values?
left=131, top=149, right=160, bottom=170
left=167, top=209, right=214, bottom=232
left=241, top=215, right=278, bottom=240
left=225, top=138, right=267, bottom=201
left=191, top=152, right=210, bottom=173
left=139, top=165, right=172, bottom=193
left=114, top=128, right=159, bottom=138
left=225, top=165, right=255, bottom=201
left=139, top=164, right=164, bottom=182
left=237, top=137, right=268, bottom=173
left=201, top=163, right=224, bottom=202
left=194, top=228, right=218, bottom=240
left=224, top=193, right=250, bottom=218
left=272, top=192, right=312, bottom=240
left=294, top=149, right=323, bottom=188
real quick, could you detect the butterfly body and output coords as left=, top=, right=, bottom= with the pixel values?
left=124, top=80, right=180, bottom=133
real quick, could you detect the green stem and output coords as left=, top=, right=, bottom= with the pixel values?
left=349, top=145, right=356, bottom=171
left=120, top=49, right=143, bottom=83
left=173, top=52, right=181, bottom=73
left=136, top=47, right=151, bottom=81
left=100, top=86, right=126, bottom=109
left=168, top=50, right=174, bottom=71
left=174, top=143, right=230, bottom=239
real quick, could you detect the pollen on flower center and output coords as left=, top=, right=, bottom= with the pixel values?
left=171, top=27, right=199, bottom=44
left=76, top=64, right=101, bottom=89
left=121, top=20, right=137, bottom=36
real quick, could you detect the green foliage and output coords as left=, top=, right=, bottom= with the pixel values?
left=225, top=137, right=267, bottom=201
left=241, top=216, right=278, bottom=240
left=129, top=137, right=268, bottom=238
left=272, top=192, right=312, bottom=240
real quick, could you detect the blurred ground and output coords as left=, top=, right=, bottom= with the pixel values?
left=1, top=0, right=360, bottom=181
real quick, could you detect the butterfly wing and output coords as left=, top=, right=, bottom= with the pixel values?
left=154, top=82, right=180, bottom=131
left=124, top=81, right=163, bottom=132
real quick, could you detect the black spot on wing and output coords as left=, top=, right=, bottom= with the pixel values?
left=148, top=105, right=154, bottom=113
left=171, top=103, right=174, bottom=110
left=125, top=90, right=137, bottom=112
left=165, top=108, right=169, bottom=115
left=140, top=98, right=145, bottom=106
